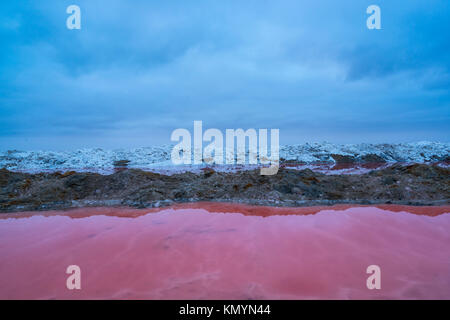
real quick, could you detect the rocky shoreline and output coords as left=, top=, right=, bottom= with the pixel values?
left=0, top=163, right=449, bottom=213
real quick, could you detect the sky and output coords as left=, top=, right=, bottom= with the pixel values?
left=0, top=0, right=449, bottom=150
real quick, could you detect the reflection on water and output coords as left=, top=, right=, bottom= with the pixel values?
left=0, top=204, right=449, bottom=299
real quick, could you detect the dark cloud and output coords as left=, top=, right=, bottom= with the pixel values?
left=0, top=0, right=449, bottom=149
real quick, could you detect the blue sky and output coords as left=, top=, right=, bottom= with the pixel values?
left=0, top=0, right=449, bottom=150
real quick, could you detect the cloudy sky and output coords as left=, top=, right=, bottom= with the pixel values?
left=0, top=0, right=449, bottom=150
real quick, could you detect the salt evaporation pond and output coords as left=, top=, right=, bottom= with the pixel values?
left=0, top=203, right=449, bottom=299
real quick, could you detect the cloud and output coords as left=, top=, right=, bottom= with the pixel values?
left=0, top=0, right=449, bottom=149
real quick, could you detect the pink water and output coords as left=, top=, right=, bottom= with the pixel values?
left=0, top=204, right=449, bottom=300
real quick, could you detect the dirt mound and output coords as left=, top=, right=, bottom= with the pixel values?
left=0, top=164, right=448, bottom=212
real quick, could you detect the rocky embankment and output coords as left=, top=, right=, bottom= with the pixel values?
left=1, top=142, right=448, bottom=173
left=0, top=163, right=449, bottom=212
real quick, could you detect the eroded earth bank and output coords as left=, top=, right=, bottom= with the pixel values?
left=0, top=163, right=448, bottom=212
